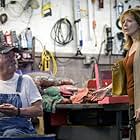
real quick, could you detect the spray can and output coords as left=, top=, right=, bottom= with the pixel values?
left=25, top=28, right=32, bottom=49
left=11, top=31, right=19, bottom=48
left=0, top=31, right=6, bottom=46
left=5, top=31, right=12, bottom=46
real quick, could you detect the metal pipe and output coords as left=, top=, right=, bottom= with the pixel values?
left=73, top=0, right=83, bottom=55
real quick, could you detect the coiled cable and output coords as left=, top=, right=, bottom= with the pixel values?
left=50, top=18, right=74, bottom=46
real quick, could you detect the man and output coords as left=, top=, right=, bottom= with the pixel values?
left=0, top=45, right=43, bottom=137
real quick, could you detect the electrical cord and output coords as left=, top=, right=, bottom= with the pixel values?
left=39, top=47, right=58, bottom=76
left=50, top=18, right=74, bottom=46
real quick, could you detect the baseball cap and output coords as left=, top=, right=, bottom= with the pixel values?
left=0, top=45, right=18, bottom=54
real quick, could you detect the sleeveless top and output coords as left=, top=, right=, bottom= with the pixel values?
left=123, top=52, right=135, bottom=105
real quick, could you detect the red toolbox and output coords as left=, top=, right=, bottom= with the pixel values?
left=98, top=95, right=129, bottom=104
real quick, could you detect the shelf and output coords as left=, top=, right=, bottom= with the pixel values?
left=18, top=59, right=34, bottom=63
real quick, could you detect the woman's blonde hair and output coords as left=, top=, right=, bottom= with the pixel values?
left=120, top=8, right=140, bottom=49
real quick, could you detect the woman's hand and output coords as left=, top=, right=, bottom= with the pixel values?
left=94, top=83, right=112, bottom=95
left=94, top=87, right=108, bottom=94
left=0, top=103, right=18, bottom=116
left=135, top=108, right=140, bottom=122
left=93, top=86, right=111, bottom=95
left=90, top=87, right=111, bottom=101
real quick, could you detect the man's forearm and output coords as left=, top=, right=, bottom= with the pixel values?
left=19, top=100, right=43, bottom=117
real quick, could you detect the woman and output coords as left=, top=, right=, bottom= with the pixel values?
left=96, top=8, right=140, bottom=140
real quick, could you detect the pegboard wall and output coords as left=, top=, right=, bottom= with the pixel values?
left=0, top=0, right=139, bottom=55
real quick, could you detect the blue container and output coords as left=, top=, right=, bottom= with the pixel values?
left=0, top=134, right=56, bottom=140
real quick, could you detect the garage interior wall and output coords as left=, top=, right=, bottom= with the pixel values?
left=0, top=0, right=139, bottom=86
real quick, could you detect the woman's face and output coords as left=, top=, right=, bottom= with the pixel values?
left=0, top=51, right=17, bottom=74
left=122, top=14, right=140, bottom=38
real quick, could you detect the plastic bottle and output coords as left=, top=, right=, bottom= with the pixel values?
left=21, top=31, right=27, bottom=48
left=25, top=27, right=32, bottom=49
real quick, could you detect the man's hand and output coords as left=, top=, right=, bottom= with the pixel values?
left=0, top=103, right=18, bottom=116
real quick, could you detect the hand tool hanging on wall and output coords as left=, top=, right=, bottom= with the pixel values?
left=113, top=0, right=124, bottom=16
left=98, top=0, right=104, bottom=8
left=0, top=0, right=8, bottom=24
left=104, top=26, right=114, bottom=55
left=41, top=0, right=52, bottom=17
left=116, top=32, right=125, bottom=51
left=91, top=0, right=97, bottom=47
left=117, top=2, right=124, bottom=15
left=115, top=2, right=124, bottom=30
left=87, top=0, right=93, bottom=40
left=73, top=0, right=83, bottom=56
left=113, top=0, right=118, bottom=19
left=1, top=0, right=5, bottom=7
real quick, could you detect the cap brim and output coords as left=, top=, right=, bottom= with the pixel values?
left=0, top=47, right=18, bottom=54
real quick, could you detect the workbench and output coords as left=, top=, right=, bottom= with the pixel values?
left=44, top=102, right=129, bottom=140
